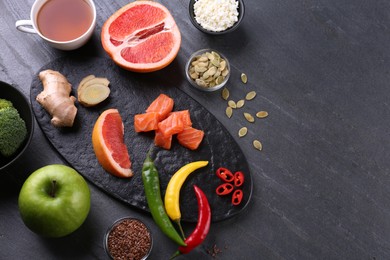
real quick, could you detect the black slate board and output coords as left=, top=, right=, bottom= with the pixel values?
left=30, top=56, right=252, bottom=222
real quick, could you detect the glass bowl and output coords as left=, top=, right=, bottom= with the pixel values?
left=189, top=0, right=245, bottom=35
left=104, top=217, right=153, bottom=260
left=185, top=49, right=231, bottom=92
left=0, top=81, right=34, bottom=171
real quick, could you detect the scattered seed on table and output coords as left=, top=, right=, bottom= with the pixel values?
left=245, top=91, right=256, bottom=100
left=222, top=88, right=230, bottom=100
left=253, top=140, right=263, bottom=150
left=236, top=99, right=245, bottom=108
left=241, top=73, right=248, bottom=84
left=238, top=127, right=247, bottom=137
left=219, top=73, right=268, bottom=152
left=244, top=112, right=255, bottom=123
left=256, top=111, right=268, bottom=118
left=226, top=106, right=233, bottom=118
left=228, top=100, right=237, bottom=108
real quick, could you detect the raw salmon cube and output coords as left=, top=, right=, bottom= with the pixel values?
left=169, top=110, right=192, bottom=127
left=146, top=94, right=174, bottom=121
left=134, top=112, right=159, bottom=132
left=158, top=112, right=184, bottom=136
left=154, top=129, right=172, bottom=150
left=177, top=126, right=204, bottom=150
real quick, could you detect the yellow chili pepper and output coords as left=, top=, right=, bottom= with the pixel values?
left=164, top=160, right=209, bottom=238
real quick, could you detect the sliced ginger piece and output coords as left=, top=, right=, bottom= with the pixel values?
left=78, top=75, right=110, bottom=107
left=79, top=84, right=110, bottom=107
left=78, top=75, right=95, bottom=90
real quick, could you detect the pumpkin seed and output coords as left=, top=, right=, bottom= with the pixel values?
left=198, top=56, right=208, bottom=62
left=222, top=88, right=229, bottom=100
left=195, top=65, right=207, bottom=73
left=206, top=52, right=214, bottom=60
left=215, top=76, right=223, bottom=85
left=236, top=99, right=245, bottom=108
left=238, top=127, right=248, bottom=137
left=253, top=140, right=263, bottom=150
left=228, top=100, right=237, bottom=108
left=202, top=72, right=209, bottom=80
left=211, top=51, right=220, bottom=59
left=256, top=111, right=268, bottom=118
left=207, top=66, right=217, bottom=75
left=190, top=72, right=198, bottom=79
left=245, top=91, right=256, bottom=100
left=244, top=112, right=255, bottom=122
left=226, top=106, right=233, bottom=118
left=211, top=58, right=220, bottom=67
left=195, top=78, right=207, bottom=87
left=197, top=61, right=208, bottom=67
left=241, top=73, right=248, bottom=83
left=205, top=76, right=215, bottom=82
left=221, top=68, right=229, bottom=77
left=219, top=60, right=226, bottom=71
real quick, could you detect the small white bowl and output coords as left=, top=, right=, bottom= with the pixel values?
left=185, top=49, right=231, bottom=92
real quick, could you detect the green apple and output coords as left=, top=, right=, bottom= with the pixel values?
left=18, top=164, right=91, bottom=237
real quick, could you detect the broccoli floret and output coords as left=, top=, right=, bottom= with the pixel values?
left=0, top=98, right=13, bottom=110
left=0, top=107, right=27, bottom=157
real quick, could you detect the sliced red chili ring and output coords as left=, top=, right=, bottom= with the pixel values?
left=216, top=167, right=234, bottom=182
left=232, top=189, right=243, bottom=206
left=234, top=171, right=245, bottom=187
left=216, top=183, right=234, bottom=196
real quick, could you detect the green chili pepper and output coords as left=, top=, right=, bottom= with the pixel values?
left=142, top=151, right=186, bottom=246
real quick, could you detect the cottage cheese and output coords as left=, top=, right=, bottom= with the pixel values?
left=193, top=0, right=239, bottom=32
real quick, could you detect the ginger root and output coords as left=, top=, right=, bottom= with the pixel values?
left=37, top=70, right=77, bottom=127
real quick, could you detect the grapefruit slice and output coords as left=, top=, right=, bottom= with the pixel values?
left=92, top=109, right=133, bottom=178
left=101, top=1, right=181, bottom=72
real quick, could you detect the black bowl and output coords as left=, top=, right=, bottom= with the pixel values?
left=0, top=81, right=34, bottom=171
left=189, top=0, right=245, bottom=35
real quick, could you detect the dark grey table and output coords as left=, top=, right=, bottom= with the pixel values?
left=1, top=0, right=389, bottom=259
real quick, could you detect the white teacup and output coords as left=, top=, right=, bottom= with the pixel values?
left=15, top=0, right=96, bottom=51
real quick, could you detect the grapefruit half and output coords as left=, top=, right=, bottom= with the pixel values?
left=101, top=1, right=181, bottom=72
left=92, top=109, right=133, bottom=178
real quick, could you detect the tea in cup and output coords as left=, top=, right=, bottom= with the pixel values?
left=15, top=0, right=96, bottom=50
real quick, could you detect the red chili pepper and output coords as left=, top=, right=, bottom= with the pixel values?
left=171, top=185, right=211, bottom=258
left=216, top=167, right=234, bottom=182
left=234, top=171, right=245, bottom=187
left=216, top=183, right=234, bottom=195
left=232, top=189, right=243, bottom=206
